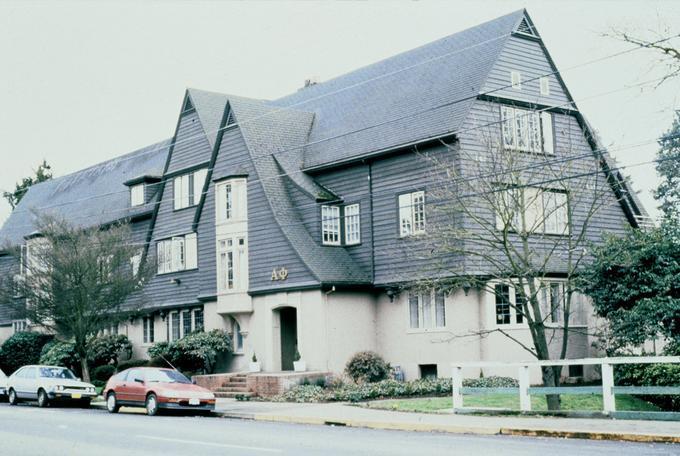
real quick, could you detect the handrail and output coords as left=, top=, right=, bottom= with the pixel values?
left=450, top=356, right=680, bottom=414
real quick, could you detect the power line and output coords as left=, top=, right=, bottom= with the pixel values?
left=3, top=73, right=667, bottom=222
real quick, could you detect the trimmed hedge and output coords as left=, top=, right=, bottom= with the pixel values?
left=92, top=364, right=116, bottom=383
left=116, top=359, right=150, bottom=371
left=273, top=376, right=518, bottom=403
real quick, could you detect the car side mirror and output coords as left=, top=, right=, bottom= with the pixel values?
left=134, top=378, right=144, bottom=384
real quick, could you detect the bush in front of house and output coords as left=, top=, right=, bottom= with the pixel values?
left=345, top=351, right=391, bottom=383
left=88, top=334, right=132, bottom=368
left=614, top=343, right=680, bottom=411
left=92, top=364, right=116, bottom=384
left=147, top=329, right=232, bottom=374
left=273, top=376, right=518, bottom=403
left=0, top=332, right=53, bottom=374
left=40, top=341, right=80, bottom=374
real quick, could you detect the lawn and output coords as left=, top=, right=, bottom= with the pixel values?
left=367, top=394, right=661, bottom=413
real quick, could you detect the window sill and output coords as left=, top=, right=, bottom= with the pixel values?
left=232, top=351, right=244, bottom=356
left=172, top=204, right=199, bottom=213
left=156, top=267, right=199, bottom=276
left=399, top=232, right=426, bottom=239
left=406, top=328, right=448, bottom=334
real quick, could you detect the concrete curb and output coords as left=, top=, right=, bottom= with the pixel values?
left=91, top=402, right=680, bottom=444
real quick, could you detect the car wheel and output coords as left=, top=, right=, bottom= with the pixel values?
left=37, top=389, right=49, bottom=408
left=106, top=392, right=120, bottom=414
left=8, top=389, right=18, bottom=406
left=145, top=393, right=159, bottom=416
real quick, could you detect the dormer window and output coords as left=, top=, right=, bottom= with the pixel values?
left=130, top=184, right=145, bottom=207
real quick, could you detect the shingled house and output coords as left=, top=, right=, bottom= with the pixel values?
left=0, top=10, right=647, bottom=382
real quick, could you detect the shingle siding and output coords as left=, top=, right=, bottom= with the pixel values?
left=166, top=110, right=212, bottom=174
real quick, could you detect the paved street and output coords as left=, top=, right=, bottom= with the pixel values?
left=0, top=403, right=678, bottom=456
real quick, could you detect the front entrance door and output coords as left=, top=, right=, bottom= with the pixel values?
left=279, top=307, right=297, bottom=371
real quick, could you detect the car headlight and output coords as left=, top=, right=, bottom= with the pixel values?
left=54, top=385, right=64, bottom=392
left=88, top=387, right=95, bottom=393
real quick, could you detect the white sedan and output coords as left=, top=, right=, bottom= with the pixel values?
left=7, top=365, right=97, bottom=407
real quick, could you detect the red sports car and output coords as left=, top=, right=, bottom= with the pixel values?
left=103, top=367, right=216, bottom=416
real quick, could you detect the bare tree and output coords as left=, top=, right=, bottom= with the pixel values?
left=407, top=105, right=617, bottom=410
left=0, top=214, right=151, bottom=381
left=612, top=27, right=680, bottom=85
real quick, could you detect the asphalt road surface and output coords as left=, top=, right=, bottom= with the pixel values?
left=0, top=402, right=678, bottom=456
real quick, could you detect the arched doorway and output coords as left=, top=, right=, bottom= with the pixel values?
left=277, top=307, right=297, bottom=371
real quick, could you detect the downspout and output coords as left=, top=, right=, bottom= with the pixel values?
left=367, top=161, right=375, bottom=283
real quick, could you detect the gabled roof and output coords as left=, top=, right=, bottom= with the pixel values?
left=0, top=140, right=171, bottom=247
left=188, top=88, right=368, bottom=284
left=272, top=10, right=525, bottom=170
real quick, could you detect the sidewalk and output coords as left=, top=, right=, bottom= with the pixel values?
left=214, top=399, right=680, bottom=444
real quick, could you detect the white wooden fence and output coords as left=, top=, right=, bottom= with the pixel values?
left=451, top=356, right=680, bottom=414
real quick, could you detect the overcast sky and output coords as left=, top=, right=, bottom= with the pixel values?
left=1, top=0, right=679, bottom=226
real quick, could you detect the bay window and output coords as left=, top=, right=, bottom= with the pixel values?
left=216, top=178, right=247, bottom=222
left=321, top=203, right=361, bottom=246
left=218, top=236, right=247, bottom=292
left=321, top=205, right=341, bottom=245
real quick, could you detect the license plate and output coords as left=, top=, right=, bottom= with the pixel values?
left=71, top=393, right=82, bottom=399
left=189, top=398, right=200, bottom=405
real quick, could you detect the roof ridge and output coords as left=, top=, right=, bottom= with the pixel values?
left=22, top=138, right=171, bottom=193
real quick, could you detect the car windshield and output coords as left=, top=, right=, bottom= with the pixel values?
left=144, top=369, right=191, bottom=384
left=39, top=367, right=76, bottom=379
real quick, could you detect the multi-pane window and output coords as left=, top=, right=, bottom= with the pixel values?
left=156, top=233, right=198, bottom=274
left=216, top=179, right=247, bottom=222
left=344, top=204, right=361, bottom=245
left=399, top=191, right=426, bottom=237
left=167, top=308, right=203, bottom=341
left=194, top=309, right=204, bottom=332
left=231, top=317, right=243, bottom=354
left=321, top=205, right=341, bottom=245
left=501, top=106, right=554, bottom=154
left=495, top=188, right=568, bottom=235
left=173, top=168, right=208, bottom=210
left=408, top=290, right=446, bottom=330
left=218, top=236, right=247, bottom=292
left=540, top=281, right=564, bottom=324
left=143, top=316, right=154, bottom=344
left=130, top=251, right=142, bottom=277
left=321, top=204, right=361, bottom=246
left=494, top=284, right=512, bottom=325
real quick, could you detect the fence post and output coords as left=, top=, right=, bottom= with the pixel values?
left=601, top=362, right=616, bottom=414
left=518, top=365, right=531, bottom=411
left=452, top=366, right=463, bottom=411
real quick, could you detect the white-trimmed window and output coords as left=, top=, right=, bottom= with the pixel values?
left=156, top=232, right=198, bottom=274
left=173, top=168, right=208, bottom=210
left=142, top=316, right=154, bottom=344
left=167, top=308, right=203, bottom=341
left=218, top=236, right=247, bottom=292
left=501, top=106, right=554, bottom=154
left=230, top=317, right=243, bottom=354
left=130, top=184, right=145, bottom=207
left=494, top=283, right=527, bottom=326
left=540, top=77, right=550, bottom=96
left=130, top=251, right=142, bottom=277
left=510, top=71, right=522, bottom=90
left=399, top=191, right=426, bottom=237
left=216, top=178, right=247, bottom=222
left=344, top=204, right=361, bottom=245
left=321, top=205, right=341, bottom=245
left=408, top=290, right=446, bottom=330
left=495, top=188, right=568, bottom=235
left=12, top=319, right=28, bottom=333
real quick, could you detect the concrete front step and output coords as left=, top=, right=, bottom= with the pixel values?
left=214, top=391, right=254, bottom=399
